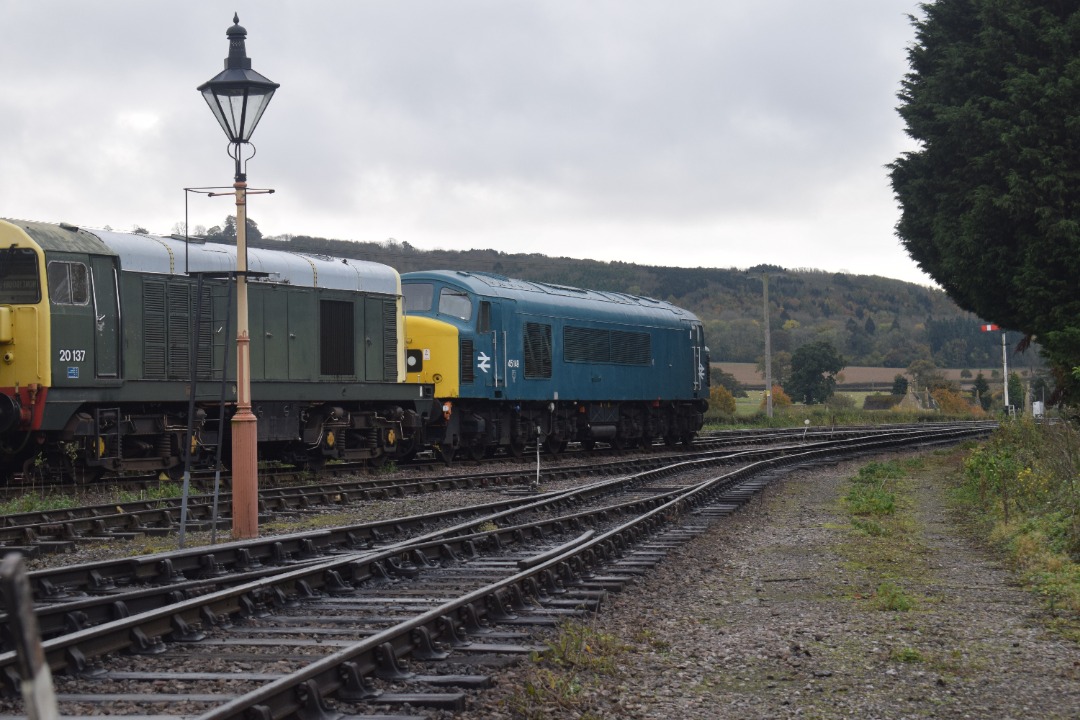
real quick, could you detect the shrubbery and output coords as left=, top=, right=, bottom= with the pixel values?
left=961, top=419, right=1080, bottom=616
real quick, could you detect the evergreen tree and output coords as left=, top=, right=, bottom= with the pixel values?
left=972, top=372, right=992, bottom=410
left=890, top=0, right=1080, bottom=401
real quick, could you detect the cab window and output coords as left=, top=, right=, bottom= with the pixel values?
left=48, top=261, right=90, bottom=305
left=0, top=249, right=41, bottom=303
left=402, top=283, right=434, bottom=312
left=439, top=288, right=472, bottom=321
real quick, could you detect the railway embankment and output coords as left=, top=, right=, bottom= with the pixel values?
left=473, top=447, right=1080, bottom=719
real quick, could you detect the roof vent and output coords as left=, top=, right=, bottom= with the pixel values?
left=59, top=222, right=79, bottom=232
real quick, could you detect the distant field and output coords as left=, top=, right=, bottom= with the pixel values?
left=715, top=362, right=1002, bottom=391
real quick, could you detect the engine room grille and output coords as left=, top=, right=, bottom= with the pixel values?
left=142, top=280, right=216, bottom=381
left=383, top=299, right=398, bottom=380
left=564, top=326, right=651, bottom=365
left=523, top=322, right=552, bottom=378
left=460, top=339, right=475, bottom=384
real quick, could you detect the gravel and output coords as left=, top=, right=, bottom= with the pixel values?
left=459, top=450, right=1080, bottom=719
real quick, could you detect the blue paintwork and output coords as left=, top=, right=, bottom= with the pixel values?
left=402, top=270, right=709, bottom=404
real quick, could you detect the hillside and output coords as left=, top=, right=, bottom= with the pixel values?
left=205, top=220, right=1028, bottom=371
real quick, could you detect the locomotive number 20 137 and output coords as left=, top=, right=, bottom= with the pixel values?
left=58, top=349, right=86, bottom=362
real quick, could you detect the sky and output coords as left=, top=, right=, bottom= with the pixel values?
left=0, top=1, right=934, bottom=285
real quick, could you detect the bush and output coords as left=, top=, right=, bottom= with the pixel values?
left=709, top=384, right=736, bottom=415
left=863, top=394, right=902, bottom=411
left=760, top=385, right=792, bottom=411
left=932, top=387, right=982, bottom=416
left=961, top=419, right=1080, bottom=614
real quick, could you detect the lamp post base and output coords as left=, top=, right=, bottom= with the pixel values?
left=231, top=410, right=259, bottom=539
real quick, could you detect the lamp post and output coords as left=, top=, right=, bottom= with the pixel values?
left=762, top=273, right=773, bottom=419
left=198, top=14, right=278, bottom=539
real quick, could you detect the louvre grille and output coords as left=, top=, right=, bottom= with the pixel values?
left=564, top=326, right=650, bottom=365
left=610, top=329, right=651, bottom=365
left=523, top=322, right=552, bottom=378
left=460, top=339, right=475, bottom=384
left=167, top=284, right=191, bottom=380
left=142, top=281, right=167, bottom=379
left=195, top=284, right=214, bottom=380
left=382, top=299, right=397, bottom=380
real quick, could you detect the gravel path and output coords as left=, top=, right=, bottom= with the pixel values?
left=463, top=451, right=1080, bottom=719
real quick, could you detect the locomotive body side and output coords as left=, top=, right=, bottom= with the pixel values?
left=0, top=220, right=438, bottom=482
left=402, top=270, right=709, bottom=458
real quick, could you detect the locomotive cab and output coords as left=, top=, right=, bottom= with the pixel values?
left=0, top=236, right=49, bottom=441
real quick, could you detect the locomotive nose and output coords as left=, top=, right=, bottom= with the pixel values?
left=0, top=394, right=18, bottom=433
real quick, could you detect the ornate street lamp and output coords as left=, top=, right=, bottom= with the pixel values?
left=198, top=14, right=278, bottom=539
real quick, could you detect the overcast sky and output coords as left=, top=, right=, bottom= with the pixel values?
left=0, top=1, right=932, bottom=285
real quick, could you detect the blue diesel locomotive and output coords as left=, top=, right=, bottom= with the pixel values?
left=0, top=219, right=441, bottom=482
left=401, top=270, right=709, bottom=459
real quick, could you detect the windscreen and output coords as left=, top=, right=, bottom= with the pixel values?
left=0, top=249, right=41, bottom=304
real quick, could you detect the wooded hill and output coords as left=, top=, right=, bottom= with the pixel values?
left=213, top=223, right=1023, bottom=371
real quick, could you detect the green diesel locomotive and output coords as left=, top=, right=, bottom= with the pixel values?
left=0, top=219, right=442, bottom=483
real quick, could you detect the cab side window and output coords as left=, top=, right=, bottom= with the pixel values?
left=438, top=288, right=472, bottom=321
left=47, top=261, right=90, bottom=305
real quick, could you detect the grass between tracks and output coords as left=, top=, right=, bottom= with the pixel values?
left=0, top=481, right=184, bottom=515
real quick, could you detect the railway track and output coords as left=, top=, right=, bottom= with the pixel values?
left=0, top=423, right=992, bottom=719
left=0, top=423, right=996, bottom=559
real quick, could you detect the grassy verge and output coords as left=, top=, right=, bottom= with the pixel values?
left=957, top=419, right=1080, bottom=634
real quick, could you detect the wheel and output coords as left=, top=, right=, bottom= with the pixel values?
left=544, top=436, right=564, bottom=457
left=508, top=440, right=526, bottom=459
left=664, top=434, right=679, bottom=448
left=581, top=437, right=596, bottom=452
left=638, top=435, right=654, bottom=451
left=465, top=437, right=486, bottom=462
left=611, top=436, right=626, bottom=452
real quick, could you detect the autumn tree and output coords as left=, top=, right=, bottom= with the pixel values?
left=890, top=0, right=1080, bottom=402
left=709, top=385, right=737, bottom=415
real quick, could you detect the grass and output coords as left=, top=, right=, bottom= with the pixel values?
left=709, top=390, right=967, bottom=427
left=873, top=581, right=916, bottom=612
left=833, top=458, right=928, bottom=619
left=955, top=419, right=1080, bottom=631
left=0, top=481, right=186, bottom=516
left=504, top=620, right=628, bottom=719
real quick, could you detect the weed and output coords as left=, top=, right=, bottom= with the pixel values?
left=891, top=646, right=923, bottom=663
left=543, top=620, right=627, bottom=673
left=846, top=485, right=896, bottom=516
left=851, top=517, right=886, bottom=536
left=873, top=582, right=914, bottom=612
left=505, top=621, right=626, bottom=719
left=0, top=493, right=81, bottom=515
left=113, top=482, right=184, bottom=505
